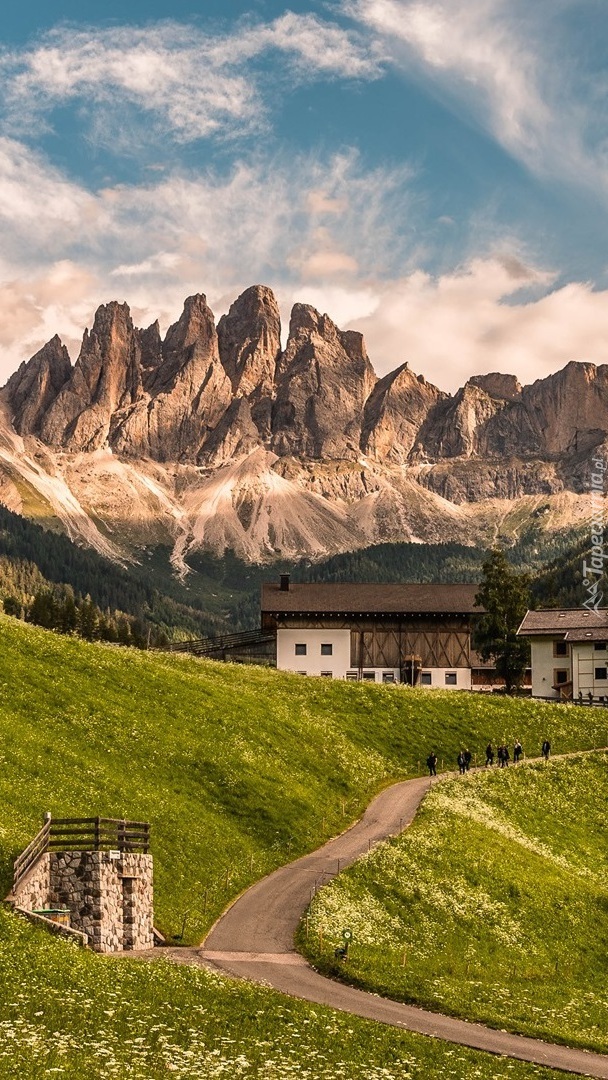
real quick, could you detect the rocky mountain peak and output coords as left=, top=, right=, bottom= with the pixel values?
left=217, top=284, right=281, bottom=399
left=5, top=335, right=72, bottom=437
left=271, top=302, right=377, bottom=458
left=467, top=372, right=522, bottom=400
left=361, top=362, right=446, bottom=463
left=35, top=301, right=144, bottom=450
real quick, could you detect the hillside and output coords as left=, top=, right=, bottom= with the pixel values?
left=302, top=753, right=608, bottom=1053
left=0, top=618, right=596, bottom=1078
left=2, top=617, right=606, bottom=942
left=0, top=497, right=593, bottom=646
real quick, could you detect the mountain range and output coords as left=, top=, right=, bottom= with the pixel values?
left=0, top=284, right=602, bottom=570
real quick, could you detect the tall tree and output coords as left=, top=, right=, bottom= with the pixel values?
left=473, top=548, right=531, bottom=693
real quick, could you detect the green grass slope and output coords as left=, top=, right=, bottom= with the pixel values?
left=0, top=908, right=574, bottom=1080
left=2, top=615, right=607, bottom=944
left=0, top=617, right=604, bottom=1078
left=301, top=753, right=608, bottom=1053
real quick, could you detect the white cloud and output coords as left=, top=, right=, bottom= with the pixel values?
left=346, top=257, right=608, bottom=391
left=0, top=16, right=382, bottom=145
left=0, top=139, right=414, bottom=379
left=343, top=0, right=605, bottom=189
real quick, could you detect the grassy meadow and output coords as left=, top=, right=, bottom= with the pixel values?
left=0, top=614, right=606, bottom=1077
left=301, top=753, right=608, bottom=1053
left=2, top=614, right=605, bottom=944
left=0, top=906, right=577, bottom=1080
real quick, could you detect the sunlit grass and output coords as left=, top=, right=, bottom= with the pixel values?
left=0, top=906, right=578, bottom=1079
left=301, top=753, right=608, bottom=1053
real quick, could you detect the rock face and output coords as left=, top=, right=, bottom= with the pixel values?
left=39, top=303, right=143, bottom=451
left=113, top=294, right=232, bottom=461
left=2, top=283, right=606, bottom=565
left=6, top=335, right=72, bottom=436
left=361, top=364, right=445, bottom=463
left=272, top=305, right=377, bottom=458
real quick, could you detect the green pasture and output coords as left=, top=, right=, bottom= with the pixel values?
left=301, top=753, right=608, bottom=1053
left=0, top=616, right=605, bottom=1077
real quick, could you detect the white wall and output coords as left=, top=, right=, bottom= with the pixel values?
left=277, top=629, right=351, bottom=678
left=530, top=640, right=563, bottom=698
left=571, top=642, right=608, bottom=698
left=417, top=668, right=472, bottom=691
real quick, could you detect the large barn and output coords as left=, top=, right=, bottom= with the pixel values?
left=261, top=576, right=490, bottom=688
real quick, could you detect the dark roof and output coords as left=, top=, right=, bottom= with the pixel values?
left=518, top=609, right=608, bottom=637
left=564, top=628, right=608, bottom=642
left=261, top=582, right=482, bottom=615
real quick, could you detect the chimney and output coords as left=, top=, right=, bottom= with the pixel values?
left=280, top=574, right=290, bottom=592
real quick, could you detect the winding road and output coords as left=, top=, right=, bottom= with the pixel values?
left=162, top=762, right=608, bottom=1078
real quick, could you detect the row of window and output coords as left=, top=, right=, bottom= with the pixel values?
left=554, top=667, right=607, bottom=684
left=294, top=643, right=332, bottom=656
left=554, top=641, right=607, bottom=657
left=293, top=668, right=459, bottom=685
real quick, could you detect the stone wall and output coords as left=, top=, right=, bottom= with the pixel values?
left=12, top=850, right=154, bottom=953
left=11, top=854, right=51, bottom=912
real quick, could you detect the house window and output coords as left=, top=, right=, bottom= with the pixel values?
left=554, top=669, right=568, bottom=685
left=297, top=671, right=307, bottom=676
left=346, top=671, right=359, bottom=681
left=362, top=672, right=376, bottom=681
left=420, top=672, right=432, bottom=685
left=382, top=672, right=395, bottom=683
left=595, top=667, right=607, bottom=680
left=445, top=672, right=457, bottom=685
left=553, top=641, right=568, bottom=657
left=295, top=643, right=307, bottom=656
left=321, top=643, right=333, bottom=656
left=320, top=671, right=333, bottom=678
left=594, top=642, right=607, bottom=651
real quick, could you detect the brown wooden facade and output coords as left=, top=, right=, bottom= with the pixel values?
left=268, top=614, right=473, bottom=672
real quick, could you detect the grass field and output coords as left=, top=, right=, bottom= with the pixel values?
left=3, top=614, right=605, bottom=944
left=1, top=615, right=606, bottom=1078
left=0, top=907, right=580, bottom=1080
left=301, top=753, right=608, bottom=1053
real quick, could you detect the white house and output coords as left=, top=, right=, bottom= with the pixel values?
left=517, top=608, right=608, bottom=700
left=261, top=577, right=490, bottom=688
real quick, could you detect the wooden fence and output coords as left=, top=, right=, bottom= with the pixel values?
left=12, top=815, right=150, bottom=893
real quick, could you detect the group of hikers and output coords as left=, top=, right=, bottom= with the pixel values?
left=425, top=738, right=551, bottom=777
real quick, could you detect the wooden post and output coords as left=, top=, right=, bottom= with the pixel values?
left=94, top=816, right=100, bottom=851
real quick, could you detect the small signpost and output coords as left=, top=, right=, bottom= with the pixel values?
left=335, top=927, right=352, bottom=961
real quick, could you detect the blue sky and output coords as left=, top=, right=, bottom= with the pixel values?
left=1, top=0, right=608, bottom=390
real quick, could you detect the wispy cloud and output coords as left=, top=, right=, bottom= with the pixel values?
left=0, top=138, right=414, bottom=376
left=0, top=15, right=382, bottom=145
left=343, top=0, right=606, bottom=190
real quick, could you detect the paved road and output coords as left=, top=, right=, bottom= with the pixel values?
left=168, top=760, right=608, bottom=1078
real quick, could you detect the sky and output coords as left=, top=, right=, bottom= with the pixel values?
left=1, top=0, right=608, bottom=391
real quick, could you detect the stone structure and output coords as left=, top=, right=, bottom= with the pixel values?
left=11, top=850, right=154, bottom=953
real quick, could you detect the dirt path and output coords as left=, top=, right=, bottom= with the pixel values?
left=163, top=756, right=608, bottom=1078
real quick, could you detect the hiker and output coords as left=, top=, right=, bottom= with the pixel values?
left=426, top=751, right=437, bottom=777
left=457, top=750, right=466, bottom=775
left=464, top=748, right=472, bottom=771
left=485, top=742, right=494, bottom=767
left=542, top=739, right=551, bottom=761
left=513, top=740, right=523, bottom=763
left=502, top=744, right=510, bottom=766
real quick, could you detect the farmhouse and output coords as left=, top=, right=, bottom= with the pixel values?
left=517, top=608, right=608, bottom=700
left=261, top=576, right=488, bottom=688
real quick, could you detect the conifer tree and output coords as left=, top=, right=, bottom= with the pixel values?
left=473, top=547, right=531, bottom=693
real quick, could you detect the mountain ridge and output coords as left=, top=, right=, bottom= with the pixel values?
left=0, top=284, right=603, bottom=567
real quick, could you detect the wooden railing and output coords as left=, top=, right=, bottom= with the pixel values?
left=12, top=815, right=150, bottom=893
left=162, top=628, right=275, bottom=657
